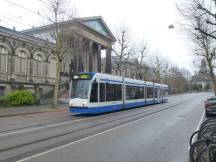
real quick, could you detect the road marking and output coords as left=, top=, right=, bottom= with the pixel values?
left=16, top=107, right=176, bottom=162
left=0, top=100, right=175, bottom=138
left=189, top=110, right=205, bottom=148
left=195, top=110, right=205, bottom=132
left=0, top=118, right=89, bottom=138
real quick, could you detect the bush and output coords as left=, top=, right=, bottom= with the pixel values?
left=0, top=95, right=6, bottom=105
left=4, top=91, right=35, bottom=106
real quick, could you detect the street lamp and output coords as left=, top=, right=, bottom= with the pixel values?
left=168, top=24, right=174, bottom=29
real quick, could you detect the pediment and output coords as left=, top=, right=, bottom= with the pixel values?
left=80, top=17, right=116, bottom=42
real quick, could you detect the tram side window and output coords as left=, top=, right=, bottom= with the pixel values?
left=90, top=81, right=98, bottom=102
left=154, top=88, right=158, bottom=98
left=114, top=84, right=122, bottom=101
left=126, top=86, right=144, bottom=100
left=165, top=89, right=168, bottom=97
left=160, top=88, right=163, bottom=97
left=106, top=83, right=122, bottom=101
left=147, top=87, right=153, bottom=98
left=138, top=87, right=144, bottom=99
left=99, top=83, right=106, bottom=102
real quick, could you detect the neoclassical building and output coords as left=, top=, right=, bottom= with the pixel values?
left=0, top=26, right=56, bottom=96
left=22, top=16, right=116, bottom=75
left=0, top=16, right=115, bottom=96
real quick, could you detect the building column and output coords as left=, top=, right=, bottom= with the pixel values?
left=29, top=55, right=33, bottom=82
left=97, top=44, right=101, bottom=73
left=45, top=61, right=48, bottom=83
left=88, top=40, right=93, bottom=72
left=78, top=36, right=83, bottom=72
left=9, top=49, right=15, bottom=81
left=105, top=47, right=112, bottom=74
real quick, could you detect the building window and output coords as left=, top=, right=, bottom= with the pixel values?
left=34, top=54, right=44, bottom=75
left=0, top=86, right=5, bottom=95
left=48, top=57, right=56, bottom=78
left=16, top=50, right=27, bottom=74
left=0, top=46, right=8, bottom=72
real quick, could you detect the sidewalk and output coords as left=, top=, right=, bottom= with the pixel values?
left=0, top=104, right=68, bottom=117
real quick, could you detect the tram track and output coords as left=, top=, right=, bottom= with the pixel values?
left=0, top=93, right=209, bottom=162
left=0, top=93, right=195, bottom=136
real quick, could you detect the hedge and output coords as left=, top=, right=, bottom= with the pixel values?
left=0, top=91, right=35, bottom=106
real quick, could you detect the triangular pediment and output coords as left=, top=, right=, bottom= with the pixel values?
left=79, top=17, right=116, bottom=41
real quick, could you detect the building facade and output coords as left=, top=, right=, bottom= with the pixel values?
left=22, top=16, right=116, bottom=75
left=0, top=26, right=56, bottom=96
left=0, top=16, right=115, bottom=96
left=191, top=59, right=211, bottom=90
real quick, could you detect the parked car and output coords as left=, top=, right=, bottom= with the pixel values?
left=204, top=96, right=216, bottom=117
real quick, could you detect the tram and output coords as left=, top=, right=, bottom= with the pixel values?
left=69, top=73, right=168, bottom=114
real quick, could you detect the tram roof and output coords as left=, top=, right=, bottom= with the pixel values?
left=93, top=73, right=167, bottom=87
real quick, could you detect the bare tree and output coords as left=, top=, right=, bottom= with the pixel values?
left=43, top=0, right=74, bottom=108
left=112, top=24, right=133, bottom=76
left=148, top=52, right=168, bottom=83
left=133, top=40, right=148, bottom=80
left=178, top=0, right=216, bottom=94
left=168, top=66, right=189, bottom=93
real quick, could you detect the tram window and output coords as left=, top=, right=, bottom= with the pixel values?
left=99, top=83, right=106, bottom=102
left=160, top=88, right=163, bottom=97
left=162, top=88, right=168, bottom=97
left=90, top=81, right=98, bottom=102
left=126, top=86, right=144, bottom=100
left=114, top=84, right=122, bottom=101
left=165, top=89, right=168, bottom=97
left=154, top=88, right=158, bottom=98
left=147, top=87, right=153, bottom=98
left=106, top=83, right=122, bottom=101
left=138, top=87, right=144, bottom=99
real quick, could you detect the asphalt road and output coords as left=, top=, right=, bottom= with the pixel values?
left=0, top=93, right=211, bottom=162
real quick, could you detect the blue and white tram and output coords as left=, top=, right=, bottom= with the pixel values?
left=69, top=73, right=168, bottom=114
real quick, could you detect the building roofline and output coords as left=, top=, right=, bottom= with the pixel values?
left=0, top=26, right=55, bottom=47
left=21, top=16, right=116, bottom=42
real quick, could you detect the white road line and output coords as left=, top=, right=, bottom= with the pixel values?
left=16, top=107, right=172, bottom=162
left=195, top=110, right=205, bottom=132
left=190, top=110, right=205, bottom=147
left=0, top=118, right=89, bottom=138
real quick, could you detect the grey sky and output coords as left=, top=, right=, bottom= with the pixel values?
left=0, top=0, right=195, bottom=72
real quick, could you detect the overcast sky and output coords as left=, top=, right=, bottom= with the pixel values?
left=0, top=0, right=196, bottom=73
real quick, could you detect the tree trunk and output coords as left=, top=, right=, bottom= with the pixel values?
left=208, top=62, right=216, bottom=95
left=52, top=60, right=62, bottom=108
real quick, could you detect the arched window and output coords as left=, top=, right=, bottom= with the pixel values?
left=16, top=50, right=27, bottom=74
left=34, top=54, right=44, bottom=75
left=0, top=46, right=8, bottom=72
left=48, top=57, right=56, bottom=78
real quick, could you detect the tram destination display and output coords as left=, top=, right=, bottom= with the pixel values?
left=73, top=74, right=92, bottom=80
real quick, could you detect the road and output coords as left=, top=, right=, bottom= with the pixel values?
left=0, top=93, right=211, bottom=162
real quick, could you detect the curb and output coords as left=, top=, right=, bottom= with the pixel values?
left=0, top=107, right=68, bottom=118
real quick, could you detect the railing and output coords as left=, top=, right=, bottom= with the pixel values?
left=189, top=118, right=216, bottom=162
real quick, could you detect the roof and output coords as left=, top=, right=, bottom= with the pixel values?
left=21, top=16, right=116, bottom=42
left=0, top=26, right=55, bottom=47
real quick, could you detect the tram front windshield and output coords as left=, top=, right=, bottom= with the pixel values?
left=71, top=75, right=92, bottom=99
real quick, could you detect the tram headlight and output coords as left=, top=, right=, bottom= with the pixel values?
left=82, top=101, right=87, bottom=107
left=69, top=100, right=73, bottom=106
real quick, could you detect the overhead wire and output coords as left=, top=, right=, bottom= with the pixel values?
left=0, top=15, right=33, bottom=28
left=3, top=0, right=53, bottom=23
